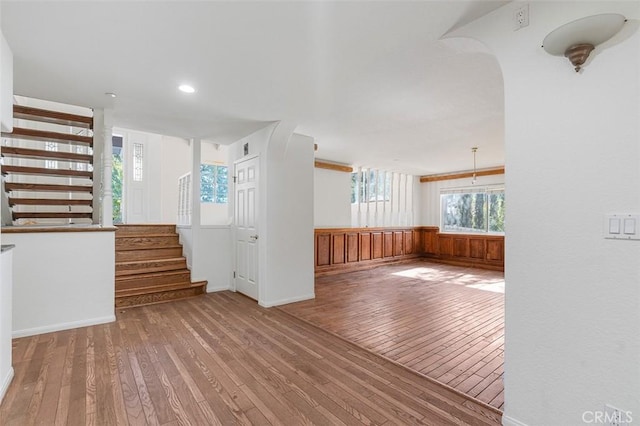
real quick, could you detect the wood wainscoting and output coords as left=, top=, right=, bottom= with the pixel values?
left=315, top=227, right=422, bottom=275
left=315, top=227, right=504, bottom=275
left=421, top=227, right=505, bottom=271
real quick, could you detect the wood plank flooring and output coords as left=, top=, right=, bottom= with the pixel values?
left=1, top=291, right=501, bottom=425
left=281, top=261, right=505, bottom=410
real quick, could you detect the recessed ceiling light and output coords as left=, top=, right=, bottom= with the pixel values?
left=178, top=84, right=196, bottom=94
left=105, top=92, right=117, bottom=98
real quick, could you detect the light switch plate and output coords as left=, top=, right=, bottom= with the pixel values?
left=604, top=214, right=640, bottom=240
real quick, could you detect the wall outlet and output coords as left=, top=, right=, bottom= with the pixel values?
left=604, top=404, right=630, bottom=426
left=514, top=4, right=529, bottom=30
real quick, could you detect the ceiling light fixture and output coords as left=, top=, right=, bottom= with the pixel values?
left=178, top=84, right=196, bottom=94
left=471, top=147, right=478, bottom=185
left=542, top=13, right=626, bottom=73
left=105, top=92, right=117, bottom=98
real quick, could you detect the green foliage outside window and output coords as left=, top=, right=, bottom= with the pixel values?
left=441, top=189, right=504, bottom=234
left=201, top=164, right=228, bottom=204
left=112, top=153, right=123, bottom=223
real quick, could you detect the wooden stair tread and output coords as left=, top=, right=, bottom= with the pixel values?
left=4, top=183, right=93, bottom=193
left=115, top=281, right=207, bottom=308
left=1, top=146, right=93, bottom=163
left=13, top=105, right=93, bottom=129
left=13, top=212, right=92, bottom=219
left=2, top=127, right=93, bottom=145
left=115, top=247, right=184, bottom=262
left=115, top=233, right=179, bottom=238
left=115, top=258, right=187, bottom=277
left=115, top=269, right=191, bottom=281
left=9, top=198, right=92, bottom=206
left=2, top=165, right=93, bottom=179
left=115, top=225, right=177, bottom=235
left=115, top=243, right=181, bottom=252
left=116, top=257, right=185, bottom=267
left=116, top=281, right=206, bottom=297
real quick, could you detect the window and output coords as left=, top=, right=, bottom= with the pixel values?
left=351, top=170, right=391, bottom=203
left=132, top=142, right=143, bottom=181
left=441, top=187, right=505, bottom=234
left=200, top=164, right=228, bottom=204
left=44, top=141, right=58, bottom=169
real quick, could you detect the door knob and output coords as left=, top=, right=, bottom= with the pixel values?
left=250, top=235, right=259, bottom=240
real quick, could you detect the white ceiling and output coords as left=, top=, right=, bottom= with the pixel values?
left=1, top=1, right=508, bottom=175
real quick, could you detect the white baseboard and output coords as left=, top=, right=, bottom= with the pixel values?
left=502, top=414, right=528, bottom=426
left=12, top=315, right=116, bottom=338
left=0, top=367, right=14, bottom=403
left=259, top=293, right=315, bottom=308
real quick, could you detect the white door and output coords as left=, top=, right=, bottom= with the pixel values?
left=234, top=156, right=259, bottom=300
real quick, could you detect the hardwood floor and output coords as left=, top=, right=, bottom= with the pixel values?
left=0, top=290, right=501, bottom=426
left=281, top=260, right=505, bottom=410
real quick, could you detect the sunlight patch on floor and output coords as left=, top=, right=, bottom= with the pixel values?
left=392, top=266, right=505, bottom=294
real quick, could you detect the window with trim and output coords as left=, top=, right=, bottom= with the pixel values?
left=440, top=186, right=505, bottom=233
left=44, top=141, right=58, bottom=169
left=200, top=164, right=228, bottom=204
left=351, top=170, right=391, bottom=203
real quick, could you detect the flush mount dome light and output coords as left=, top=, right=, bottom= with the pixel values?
left=542, top=13, right=626, bottom=72
left=178, top=84, right=196, bottom=93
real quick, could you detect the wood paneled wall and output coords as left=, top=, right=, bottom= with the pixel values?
left=315, top=227, right=422, bottom=275
left=315, top=227, right=504, bottom=275
left=419, top=227, right=504, bottom=271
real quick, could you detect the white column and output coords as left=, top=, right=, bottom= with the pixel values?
left=356, top=167, right=361, bottom=227
left=190, top=138, right=202, bottom=227
left=382, top=170, right=387, bottom=227
left=101, top=109, right=114, bottom=227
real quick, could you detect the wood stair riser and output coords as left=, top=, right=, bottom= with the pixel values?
left=115, top=258, right=187, bottom=277
left=115, top=225, right=177, bottom=236
left=115, top=271, right=192, bottom=291
left=116, top=281, right=205, bottom=297
left=115, top=235, right=180, bottom=250
left=115, top=283, right=206, bottom=309
left=116, top=247, right=183, bottom=262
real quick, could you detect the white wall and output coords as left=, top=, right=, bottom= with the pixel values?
left=314, top=167, right=351, bottom=228
left=0, top=247, right=14, bottom=403
left=2, top=230, right=115, bottom=337
left=453, top=2, right=640, bottom=425
left=177, top=225, right=231, bottom=293
left=264, top=130, right=315, bottom=306
left=160, top=135, right=190, bottom=223
left=1, top=30, right=13, bottom=133
left=419, top=173, right=504, bottom=227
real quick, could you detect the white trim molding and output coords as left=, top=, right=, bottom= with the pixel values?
left=502, top=415, right=529, bottom=426
left=12, top=315, right=115, bottom=339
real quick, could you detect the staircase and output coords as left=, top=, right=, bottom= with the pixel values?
left=1, top=104, right=94, bottom=224
left=115, top=224, right=207, bottom=308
